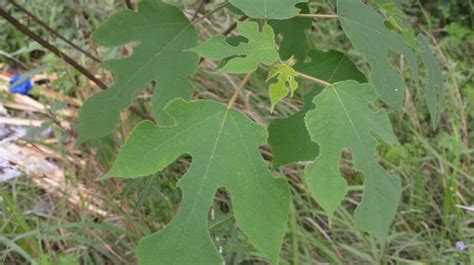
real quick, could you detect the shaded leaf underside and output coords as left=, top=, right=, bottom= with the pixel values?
left=269, top=3, right=312, bottom=61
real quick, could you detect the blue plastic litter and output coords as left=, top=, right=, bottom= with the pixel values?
left=9, top=75, right=34, bottom=95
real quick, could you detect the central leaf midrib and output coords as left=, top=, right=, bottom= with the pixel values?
left=331, top=87, right=373, bottom=174
left=172, top=109, right=230, bottom=265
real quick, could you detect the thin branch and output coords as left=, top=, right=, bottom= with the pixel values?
left=295, top=71, right=331, bottom=87
left=128, top=105, right=154, bottom=121
left=191, top=0, right=206, bottom=21
left=295, top=13, right=339, bottom=19
left=7, top=0, right=101, bottom=63
left=227, top=73, right=252, bottom=109
left=191, top=1, right=229, bottom=25
left=223, top=15, right=248, bottom=36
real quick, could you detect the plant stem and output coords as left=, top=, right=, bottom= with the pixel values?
left=191, top=0, right=206, bottom=21
left=295, top=71, right=332, bottom=87
left=123, top=0, right=134, bottom=10
left=191, top=1, right=229, bottom=25
left=295, top=13, right=339, bottom=19
left=222, top=15, right=248, bottom=36
left=226, top=72, right=252, bottom=109
left=290, top=202, right=300, bottom=265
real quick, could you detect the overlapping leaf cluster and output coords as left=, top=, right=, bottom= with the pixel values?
left=337, top=0, right=444, bottom=120
left=78, top=0, right=444, bottom=263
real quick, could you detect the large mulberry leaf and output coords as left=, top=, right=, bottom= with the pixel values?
left=305, top=80, right=401, bottom=240
left=229, top=0, right=309, bottom=19
left=78, top=0, right=198, bottom=140
left=268, top=50, right=366, bottom=167
left=104, top=99, right=290, bottom=265
left=337, top=0, right=419, bottom=109
left=375, top=2, right=444, bottom=126
left=189, top=21, right=278, bottom=74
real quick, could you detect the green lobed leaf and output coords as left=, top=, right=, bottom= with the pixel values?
left=354, top=0, right=444, bottom=126
left=417, top=35, right=444, bottom=127
left=189, top=21, right=279, bottom=74
left=104, top=99, right=290, bottom=265
left=269, top=3, right=312, bottom=61
left=78, top=0, right=198, bottom=140
left=337, top=0, right=419, bottom=109
left=268, top=50, right=366, bottom=167
left=267, top=64, right=299, bottom=111
left=229, top=0, right=309, bottom=19
left=304, top=80, right=401, bottom=241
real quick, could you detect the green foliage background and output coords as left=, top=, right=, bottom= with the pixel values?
left=0, top=0, right=472, bottom=264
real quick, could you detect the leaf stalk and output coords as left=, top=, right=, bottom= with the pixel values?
left=295, top=13, right=339, bottom=19
left=296, top=71, right=331, bottom=87
left=226, top=72, right=252, bottom=109
left=191, top=1, right=229, bottom=25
